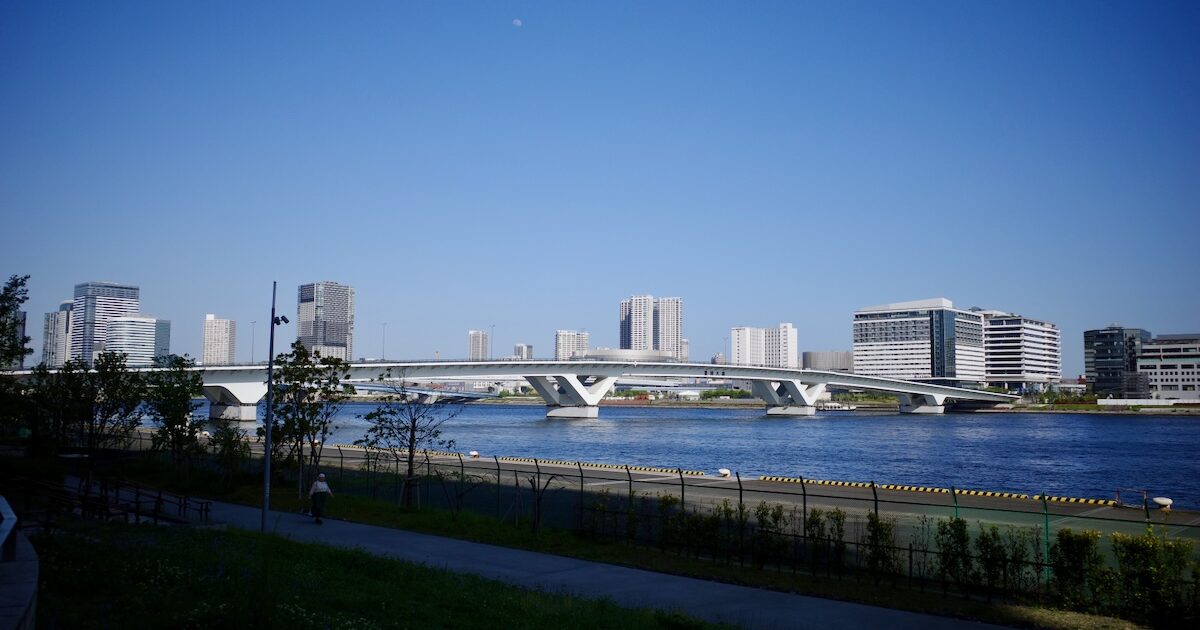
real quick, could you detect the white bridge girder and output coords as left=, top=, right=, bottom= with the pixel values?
left=15, top=360, right=1016, bottom=422
left=202, top=383, right=267, bottom=422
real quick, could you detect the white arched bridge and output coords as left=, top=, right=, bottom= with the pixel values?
left=196, top=360, right=1017, bottom=421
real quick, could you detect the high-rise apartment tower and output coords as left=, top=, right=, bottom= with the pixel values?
left=468, top=330, right=490, bottom=361
left=106, top=316, right=170, bottom=366
left=70, top=282, right=140, bottom=365
left=42, top=301, right=72, bottom=368
left=555, top=330, right=590, bottom=360
left=297, top=281, right=354, bottom=361
left=619, top=295, right=685, bottom=361
left=203, top=314, right=237, bottom=366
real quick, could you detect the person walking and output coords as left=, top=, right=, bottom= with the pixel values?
left=309, top=472, right=333, bottom=524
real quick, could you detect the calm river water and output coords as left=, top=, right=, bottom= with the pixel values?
left=211, top=403, right=1200, bottom=509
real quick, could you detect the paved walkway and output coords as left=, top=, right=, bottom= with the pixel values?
left=207, top=500, right=1005, bottom=629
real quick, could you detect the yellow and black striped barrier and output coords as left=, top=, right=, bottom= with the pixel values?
left=1033, top=495, right=1117, bottom=506
left=956, top=489, right=1029, bottom=499
left=497, top=456, right=705, bottom=476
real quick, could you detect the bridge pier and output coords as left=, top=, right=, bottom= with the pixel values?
left=898, top=393, right=947, bottom=414
left=752, top=380, right=825, bottom=417
left=527, top=375, right=617, bottom=419
left=202, top=383, right=267, bottom=423
left=765, top=405, right=817, bottom=416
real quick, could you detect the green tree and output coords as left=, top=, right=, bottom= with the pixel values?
left=83, top=352, right=146, bottom=455
left=0, top=274, right=32, bottom=368
left=357, top=368, right=461, bottom=506
left=208, top=419, right=251, bottom=487
left=25, top=359, right=92, bottom=453
left=263, top=341, right=353, bottom=497
left=145, top=354, right=205, bottom=469
left=0, top=274, right=33, bottom=438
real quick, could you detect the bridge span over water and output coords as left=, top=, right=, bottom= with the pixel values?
left=196, top=360, right=1017, bottom=421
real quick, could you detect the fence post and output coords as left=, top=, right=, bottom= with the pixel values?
left=799, top=476, right=807, bottom=540
left=1041, top=493, right=1051, bottom=585
left=677, top=468, right=685, bottom=510
left=951, top=486, right=959, bottom=520
left=908, top=542, right=913, bottom=587
left=494, top=456, right=502, bottom=519
left=577, top=462, right=585, bottom=530
left=735, top=472, right=743, bottom=508
left=625, top=465, right=633, bottom=500
left=337, top=446, right=344, bottom=486
left=871, top=480, right=878, bottom=517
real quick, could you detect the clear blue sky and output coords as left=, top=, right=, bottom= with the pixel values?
left=2, top=1, right=1197, bottom=375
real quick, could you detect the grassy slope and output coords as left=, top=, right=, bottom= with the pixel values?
left=33, top=521, right=715, bottom=629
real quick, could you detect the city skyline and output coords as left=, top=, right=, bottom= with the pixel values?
left=3, top=2, right=1198, bottom=373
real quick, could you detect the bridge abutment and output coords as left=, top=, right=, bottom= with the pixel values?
left=898, top=394, right=946, bottom=414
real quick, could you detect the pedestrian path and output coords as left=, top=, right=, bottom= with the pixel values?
left=207, top=500, right=1005, bottom=629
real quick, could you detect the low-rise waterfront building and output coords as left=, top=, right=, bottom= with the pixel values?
left=977, top=309, right=1061, bottom=391
left=1085, top=326, right=1152, bottom=398
left=1138, top=334, right=1200, bottom=400
left=852, top=298, right=985, bottom=386
left=802, top=351, right=853, bottom=372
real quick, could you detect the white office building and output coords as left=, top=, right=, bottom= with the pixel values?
left=852, top=298, right=985, bottom=385
left=468, top=330, right=490, bottom=361
left=297, top=281, right=354, bottom=361
left=620, top=295, right=685, bottom=361
left=203, top=314, right=237, bottom=366
left=41, top=300, right=72, bottom=368
left=977, top=310, right=1061, bottom=390
left=514, top=343, right=533, bottom=360
left=70, top=281, right=140, bottom=365
left=731, top=323, right=798, bottom=368
left=106, top=316, right=170, bottom=366
left=1138, top=334, right=1200, bottom=400
left=555, top=330, right=589, bottom=360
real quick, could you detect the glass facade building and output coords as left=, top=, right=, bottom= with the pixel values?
left=1084, top=326, right=1152, bottom=398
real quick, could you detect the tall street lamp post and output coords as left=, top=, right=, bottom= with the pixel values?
left=261, top=282, right=289, bottom=533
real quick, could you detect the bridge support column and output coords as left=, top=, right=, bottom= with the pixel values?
left=898, top=394, right=947, bottom=414
left=751, top=380, right=825, bottom=417
left=203, top=384, right=268, bottom=423
left=527, top=375, right=617, bottom=419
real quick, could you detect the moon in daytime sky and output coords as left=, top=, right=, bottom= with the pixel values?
left=512, top=19, right=522, bottom=27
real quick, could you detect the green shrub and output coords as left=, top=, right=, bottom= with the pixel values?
left=1049, top=528, right=1104, bottom=610
left=1109, top=528, right=1196, bottom=624
left=827, top=508, right=847, bottom=574
left=935, top=517, right=973, bottom=592
left=974, top=524, right=1005, bottom=598
left=864, top=511, right=899, bottom=580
